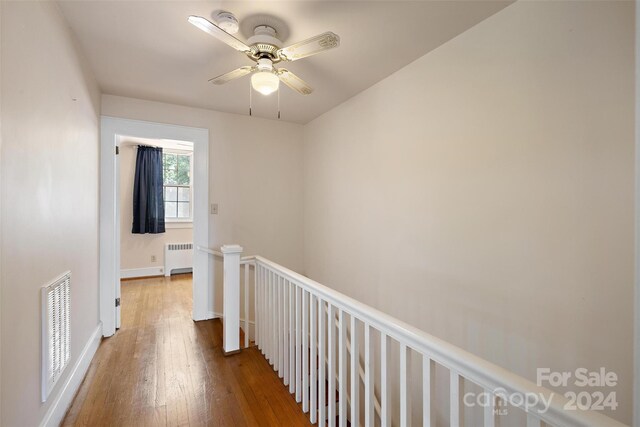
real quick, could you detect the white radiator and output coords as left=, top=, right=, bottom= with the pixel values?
left=41, top=271, right=71, bottom=402
left=164, top=243, right=193, bottom=276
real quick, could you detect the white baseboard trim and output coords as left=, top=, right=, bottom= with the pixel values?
left=39, top=323, right=102, bottom=427
left=204, top=311, right=255, bottom=341
left=206, top=310, right=222, bottom=319
left=120, top=267, right=164, bottom=279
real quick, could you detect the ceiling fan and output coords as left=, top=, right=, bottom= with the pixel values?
left=188, top=14, right=340, bottom=96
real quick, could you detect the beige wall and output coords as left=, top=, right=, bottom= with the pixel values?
left=1, top=2, right=101, bottom=426
left=103, top=95, right=304, bottom=313
left=118, top=143, right=193, bottom=273
left=303, top=1, right=634, bottom=424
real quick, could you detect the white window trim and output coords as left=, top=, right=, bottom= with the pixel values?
left=165, top=221, right=193, bottom=229
left=163, top=149, right=193, bottom=223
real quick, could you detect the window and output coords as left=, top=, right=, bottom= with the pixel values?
left=163, top=151, right=192, bottom=221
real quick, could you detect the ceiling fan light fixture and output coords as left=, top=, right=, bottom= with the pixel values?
left=251, top=71, right=279, bottom=95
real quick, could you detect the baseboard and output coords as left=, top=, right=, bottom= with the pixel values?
left=205, top=311, right=255, bottom=341
left=120, top=267, right=164, bottom=279
left=39, top=323, right=102, bottom=427
left=206, top=310, right=222, bottom=319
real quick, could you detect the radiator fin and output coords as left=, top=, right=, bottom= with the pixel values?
left=168, top=243, right=193, bottom=251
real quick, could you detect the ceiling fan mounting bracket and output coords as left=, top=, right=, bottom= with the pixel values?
left=213, top=11, right=239, bottom=34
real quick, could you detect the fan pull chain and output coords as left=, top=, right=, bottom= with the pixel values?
left=277, top=85, right=281, bottom=120
left=249, top=79, right=252, bottom=116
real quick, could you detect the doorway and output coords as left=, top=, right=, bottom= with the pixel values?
left=100, top=116, right=209, bottom=337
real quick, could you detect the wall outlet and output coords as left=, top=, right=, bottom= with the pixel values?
left=151, top=255, right=156, bottom=262
left=211, top=203, right=218, bottom=215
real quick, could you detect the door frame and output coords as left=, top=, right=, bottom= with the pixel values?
left=100, top=116, right=209, bottom=336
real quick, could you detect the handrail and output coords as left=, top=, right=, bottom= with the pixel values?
left=254, top=255, right=625, bottom=427
left=197, top=245, right=223, bottom=258
left=197, top=245, right=256, bottom=264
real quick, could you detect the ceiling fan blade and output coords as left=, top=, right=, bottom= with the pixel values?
left=276, top=32, right=340, bottom=62
left=209, top=66, right=256, bottom=85
left=277, top=69, right=314, bottom=95
left=188, top=16, right=251, bottom=53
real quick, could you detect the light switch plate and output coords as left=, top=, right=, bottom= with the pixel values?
left=211, top=203, right=218, bottom=215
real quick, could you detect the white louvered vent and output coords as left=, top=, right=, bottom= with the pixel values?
left=41, top=271, right=70, bottom=402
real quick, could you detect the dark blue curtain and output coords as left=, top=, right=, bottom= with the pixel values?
left=132, top=146, right=165, bottom=234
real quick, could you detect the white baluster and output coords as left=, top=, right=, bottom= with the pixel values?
left=364, top=324, right=374, bottom=427
left=244, top=263, right=249, bottom=348
left=328, top=304, right=336, bottom=427
left=400, top=343, right=411, bottom=427
left=450, top=370, right=463, bottom=427
left=303, top=290, right=310, bottom=412
left=484, top=391, right=496, bottom=427
left=289, top=280, right=295, bottom=394
left=278, top=275, right=284, bottom=377
left=259, top=266, right=264, bottom=353
left=261, top=267, right=266, bottom=355
left=283, top=278, right=290, bottom=386
left=264, top=269, right=269, bottom=358
left=350, top=316, right=359, bottom=427
left=310, top=294, right=318, bottom=424
left=267, top=270, right=273, bottom=364
left=526, top=413, right=541, bottom=427
left=318, top=299, right=326, bottom=426
left=296, top=285, right=302, bottom=402
left=254, top=264, right=258, bottom=349
left=423, top=356, right=435, bottom=427
left=272, top=271, right=277, bottom=367
left=256, top=265, right=261, bottom=351
left=381, top=333, right=391, bottom=427
left=338, top=310, right=347, bottom=427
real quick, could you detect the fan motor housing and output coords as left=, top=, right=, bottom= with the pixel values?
left=247, top=25, right=282, bottom=62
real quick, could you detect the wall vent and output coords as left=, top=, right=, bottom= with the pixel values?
left=41, top=271, right=71, bottom=402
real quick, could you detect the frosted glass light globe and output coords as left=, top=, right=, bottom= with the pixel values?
left=251, top=71, right=279, bottom=96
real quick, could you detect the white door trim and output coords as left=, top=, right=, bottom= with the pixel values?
left=100, top=116, right=209, bottom=337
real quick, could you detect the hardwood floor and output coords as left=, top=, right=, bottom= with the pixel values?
left=63, top=274, right=312, bottom=427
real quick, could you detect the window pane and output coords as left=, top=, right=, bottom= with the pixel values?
left=164, top=153, right=177, bottom=169
left=178, top=187, right=190, bottom=202
left=165, top=186, right=178, bottom=202
left=164, top=169, right=177, bottom=185
left=163, top=154, right=177, bottom=185
left=177, top=202, right=190, bottom=218
left=177, top=155, right=191, bottom=185
left=165, top=202, right=177, bottom=218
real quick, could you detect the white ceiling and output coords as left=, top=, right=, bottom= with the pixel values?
left=57, top=1, right=511, bottom=124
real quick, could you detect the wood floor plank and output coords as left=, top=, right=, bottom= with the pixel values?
left=63, top=274, right=311, bottom=427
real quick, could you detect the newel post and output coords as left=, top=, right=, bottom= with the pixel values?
left=221, top=244, right=243, bottom=355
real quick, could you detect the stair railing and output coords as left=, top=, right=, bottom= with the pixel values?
left=211, top=245, right=626, bottom=427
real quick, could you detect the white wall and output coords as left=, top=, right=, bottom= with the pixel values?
left=303, top=1, right=634, bottom=424
left=118, top=143, right=193, bottom=275
left=1, top=2, right=101, bottom=426
left=102, top=95, right=304, bottom=314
